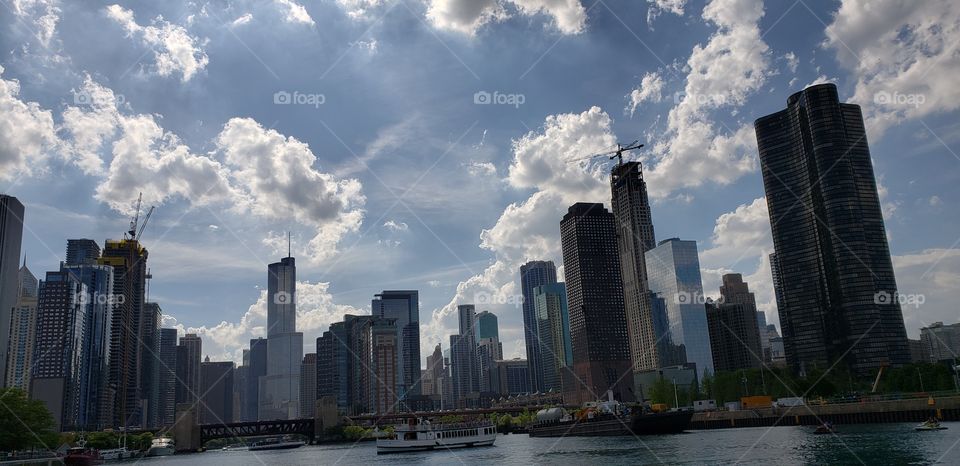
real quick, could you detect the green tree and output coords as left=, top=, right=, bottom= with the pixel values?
left=0, top=388, right=59, bottom=452
left=343, top=425, right=368, bottom=441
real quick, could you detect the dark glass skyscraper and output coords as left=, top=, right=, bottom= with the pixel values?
left=157, top=328, right=178, bottom=427
left=559, top=203, right=634, bottom=404
left=755, top=83, right=910, bottom=375
left=262, top=256, right=302, bottom=420
left=610, top=162, right=659, bottom=373
left=519, top=260, right=557, bottom=393
left=0, top=194, right=24, bottom=385
left=65, top=239, right=100, bottom=266
left=371, top=290, right=420, bottom=400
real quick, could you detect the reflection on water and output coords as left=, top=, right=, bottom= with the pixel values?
left=142, top=422, right=956, bottom=465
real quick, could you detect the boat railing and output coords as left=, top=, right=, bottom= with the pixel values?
left=394, top=420, right=494, bottom=432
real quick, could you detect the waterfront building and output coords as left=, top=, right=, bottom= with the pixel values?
left=5, top=262, right=37, bottom=391
left=0, top=194, right=24, bottom=385
left=98, top=238, right=148, bottom=427
left=756, top=83, right=910, bottom=375
left=244, top=337, right=267, bottom=421
left=560, top=203, right=634, bottom=404
left=645, top=238, right=714, bottom=378
left=316, top=323, right=348, bottom=414
left=300, top=353, right=317, bottom=418
left=490, top=359, right=530, bottom=396
left=157, top=328, right=178, bottom=427
left=534, top=283, right=572, bottom=393
left=30, top=266, right=87, bottom=431
left=477, top=337, right=502, bottom=393
left=919, top=322, right=960, bottom=363
left=706, top=301, right=763, bottom=372
left=519, top=260, right=557, bottom=393
left=200, top=358, right=234, bottom=424
left=261, top=256, right=303, bottom=420
left=317, top=315, right=399, bottom=415
left=175, top=333, right=202, bottom=409
left=610, top=161, right=659, bottom=373
left=140, top=302, right=162, bottom=428
left=450, top=305, right=479, bottom=407
left=372, top=290, right=421, bottom=400
left=63, top=258, right=115, bottom=430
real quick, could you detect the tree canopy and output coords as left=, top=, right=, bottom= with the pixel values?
left=0, top=388, right=59, bottom=453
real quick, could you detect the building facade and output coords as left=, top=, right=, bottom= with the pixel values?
left=645, top=238, right=714, bottom=378
left=519, top=260, right=557, bottom=393
left=244, top=337, right=267, bottom=421
left=5, top=262, right=37, bottom=391
left=560, top=203, right=634, bottom=404
left=261, top=256, right=303, bottom=420
left=371, top=290, right=421, bottom=401
left=175, top=333, right=202, bottom=410
left=200, top=359, right=234, bottom=424
left=706, top=302, right=763, bottom=372
left=919, top=322, right=960, bottom=362
left=534, top=283, right=571, bottom=393
left=157, top=328, right=178, bottom=427
left=299, top=353, right=317, bottom=418
left=756, top=83, right=910, bottom=375
left=0, top=194, right=24, bottom=385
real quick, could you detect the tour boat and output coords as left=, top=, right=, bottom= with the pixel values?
left=915, top=418, right=948, bottom=431
left=376, top=418, right=497, bottom=454
left=146, top=437, right=175, bottom=456
left=247, top=438, right=305, bottom=451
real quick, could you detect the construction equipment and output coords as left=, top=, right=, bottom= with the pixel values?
left=568, top=139, right=644, bottom=166
left=125, top=192, right=155, bottom=241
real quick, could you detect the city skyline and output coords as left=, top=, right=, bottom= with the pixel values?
left=0, top=0, right=957, bottom=375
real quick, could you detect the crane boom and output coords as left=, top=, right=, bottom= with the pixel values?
left=136, top=206, right=155, bottom=240
left=127, top=192, right=142, bottom=239
left=568, top=139, right=644, bottom=166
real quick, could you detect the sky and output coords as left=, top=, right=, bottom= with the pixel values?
left=1, top=0, right=958, bottom=366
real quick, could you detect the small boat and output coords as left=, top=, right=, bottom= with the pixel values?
left=915, top=418, right=948, bottom=431
left=247, top=438, right=305, bottom=451
left=376, top=417, right=496, bottom=454
left=813, top=422, right=836, bottom=434
left=64, top=438, right=103, bottom=466
left=146, top=437, right=175, bottom=457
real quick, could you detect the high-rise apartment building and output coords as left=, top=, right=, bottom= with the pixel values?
left=519, top=260, right=557, bottom=393
left=175, top=333, right=202, bottom=410
left=645, top=238, right=714, bottom=378
left=610, top=161, right=659, bottom=373
left=65, top=239, right=100, bottom=266
left=157, top=328, right=178, bottom=427
left=299, top=353, right=317, bottom=418
left=756, top=83, right=910, bottom=374
left=534, top=283, right=572, bottom=393
left=706, top=301, right=763, bottom=372
left=139, top=302, right=162, bottom=428
left=200, top=358, right=234, bottom=424
left=476, top=311, right=499, bottom=341
left=244, top=337, right=267, bottom=421
left=5, top=261, right=37, bottom=391
left=30, top=267, right=87, bottom=431
left=0, top=194, right=24, bottom=386
left=261, top=256, right=303, bottom=420
left=560, top=203, right=634, bottom=404
left=919, top=322, right=960, bottom=363
left=450, top=305, right=479, bottom=407
left=371, top=290, right=421, bottom=400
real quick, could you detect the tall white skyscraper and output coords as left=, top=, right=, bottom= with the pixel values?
left=0, top=194, right=24, bottom=386
left=260, top=255, right=302, bottom=420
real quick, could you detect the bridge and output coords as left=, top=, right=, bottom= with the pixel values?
left=200, top=418, right=316, bottom=444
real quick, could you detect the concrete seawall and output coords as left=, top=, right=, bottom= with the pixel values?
left=690, top=396, right=960, bottom=429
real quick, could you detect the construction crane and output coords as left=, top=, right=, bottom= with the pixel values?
left=567, top=139, right=644, bottom=166
left=125, top=192, right=155, bottom=241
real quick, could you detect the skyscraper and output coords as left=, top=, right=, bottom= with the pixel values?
left=475, top=311, right=501, bottom=393
left=63, top=258, right=114, bottom=431
left=99, top=238, right=148, bottom=427
left=706, top=301, right=763, bottom=372
left=755, top=83, right=910, bottom=375
left=645, top=238, right=714, bottom=378
left=559, top=203, right=634, bottom=404
left=316, top=325, right=347, bottom=414
left=261, top=256, right=303, bottom=420
left=610, top=161, right=659, bottom=374
left=244, top=337, right=267, bottom=421
left=919, top=322, right=960, bottom=363
left=715, top=274, right=764, bottom=367
left=519, top=260, right=557, bottom=393
left=0, top=194, right=24, bottom=386
left=199, top=358, right=234, bottom=424
left=30, top=266, right=87, bottom=431
left=423, top=343, right=446, bottom=398
left=175, top=334, right=202, bottom=410
left=534, top=283, right=572, bottom=393
left=139, top=302, right=162, bottom=427
left=371, top=290, right=421, bottom=400
left=450, top=305, right=478, bottom=406
left=157, top=328, right=178, bottom=427
left=65, top=239, right=100, bottom=266
left=299, top=353, right=317, bottom=418
left=476, top=311, right=499, bottom=341
left=5, top=261, right=37, bottom=391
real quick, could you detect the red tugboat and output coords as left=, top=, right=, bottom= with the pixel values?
left=63, top=437, right=103, bottom=466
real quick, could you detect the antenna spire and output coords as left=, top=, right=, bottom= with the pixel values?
left=287, top=231, right=291, bottom=258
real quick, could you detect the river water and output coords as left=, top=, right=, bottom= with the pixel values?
left=138, top=422, right=957, bottom=465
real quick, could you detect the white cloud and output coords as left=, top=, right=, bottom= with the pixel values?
left=646, top=0, right=686, bottom=24
left=636, top=0, right=770, bottom=198
left=466, top=161, right=497, bottom=177
left=892, top=248, right=960, bottom=337
left=824, top=0, right=960, bottom=136
left=337, top=0, right=385, bottom=20
left=627, top=72, right=665, bottom=116
left=231, top=13, right=254, bottom=27
left=12, top=0, right=61, bottom=47
left=423, top=0, right=586, bottom=36
left=0, top=66, right=57, bottom=180
left=384, top=220, right=409, bottom=232
left=274, top=0, right=315, bottom=25
left=782, top=52, right=798, bottom=73
left=105, top=4, right=209, bottom=82
left=928, top=195, right=942, bottom=207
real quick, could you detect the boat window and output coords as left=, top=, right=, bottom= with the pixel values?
left=404, top=432, right=417, bottom=440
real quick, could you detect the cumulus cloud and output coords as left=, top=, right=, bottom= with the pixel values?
left=824, top=0, right=960, bottom=136
left=274, top=0, right=315, bottom=25
left=11, top=0, right=61, bottom=46
left=423, top=0, right=586, bottom=36
left=0, top=66, right=57, bottom=180
left=637, top=0, right=770, bottom=198
left=336, top=0, right=385, bottom=20
left=627, top=72, right=665, bottom=116
left=231, top=13, right=254, bottom=28
left=646, top=0, right=686, bottom=24
left=105, top=4, right=209, bottom=82
left=384, top=220, right=409, bottom=232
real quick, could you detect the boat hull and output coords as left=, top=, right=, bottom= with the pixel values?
left=146, top=446, right=175, bottom=456
left=248, top=441, right=305, bottom=451
left=529, top=410, right=693, bottom=437
left=377, top=435, right=496, bottom=454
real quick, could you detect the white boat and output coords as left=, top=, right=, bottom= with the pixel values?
left=99, top=447, right=135, bottom=461
left=376, top=418, right=496, bottom=454
left=146, top=437, right=175, bottom=457
left=247, top=438, right=305, bottom=451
